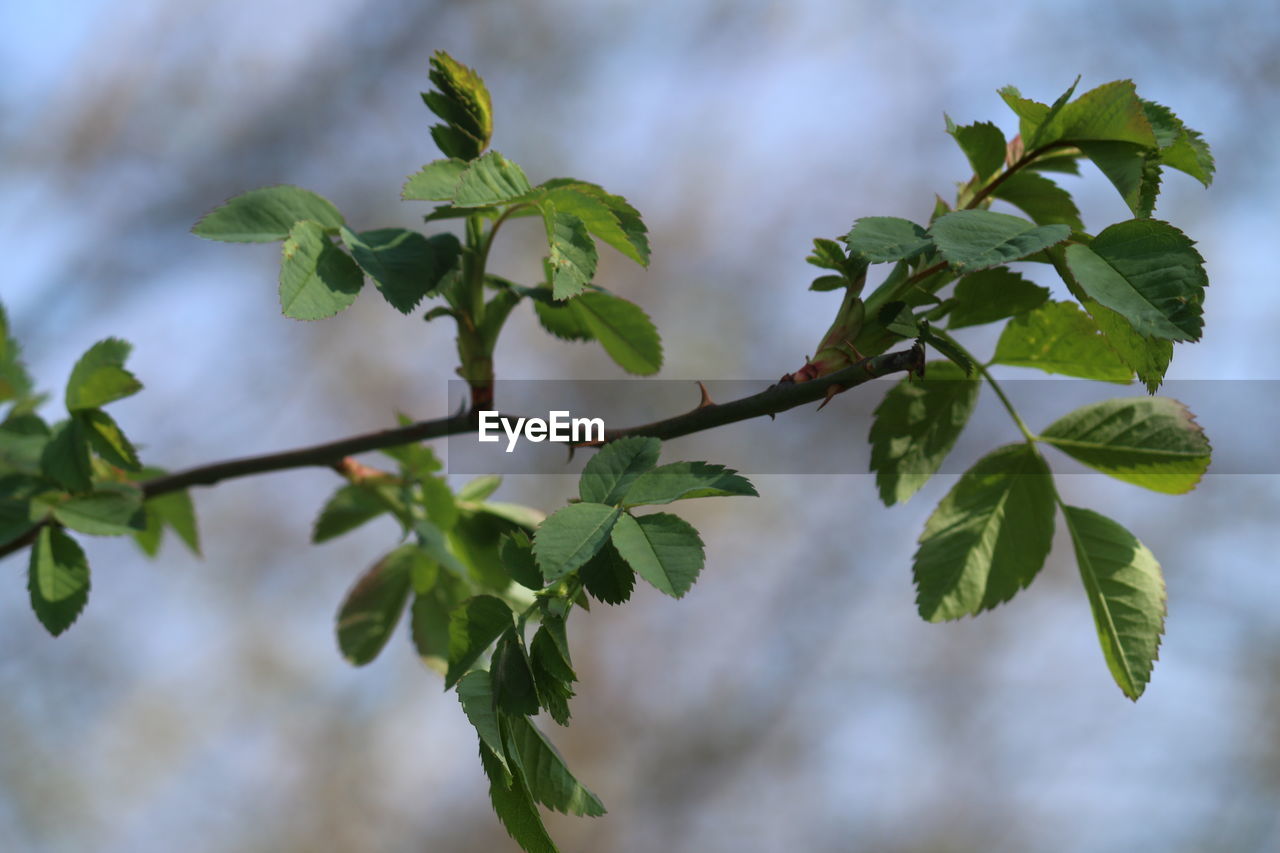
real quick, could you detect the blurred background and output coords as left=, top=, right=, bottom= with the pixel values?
left=3, top=1, right=1279, bottom=851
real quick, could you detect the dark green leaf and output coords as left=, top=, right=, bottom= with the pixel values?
left=506, top=714, right=605, bottom=817
left=929, top=210, right=1070, bottom=273
left=991, top=172, right=1083, bottom=230
left=411, top=573, right=468, bottom=674
left=192, top=185, right=345, bottom=243
left=28, top=526, right=90, bottom=636
left=878, top=302, right=918, bottom=338
left=946, top=268, right=1050, bottom=330
left=402, top=158, right=469, bottom=201
left=336, top=545, right=417, bottom=666
left=534, top=296, right=593, bottom=341
left=578, top=435, right=661, bottom=505
left=1064, top=219, right=1206, bottom=342
left=843, top=217, right=932, bottom=263
left=478, top=739, right=558, bottom=853
left=913, top=444, right=1056, bottom=621
left=532, top=502, right=620, bottom=581
left=530, top=617, right=575, bottom=724
left=499, top=530, right=544, bottom=590
left=578, top=541, right=635, bottom=605
left=571, top=291, right=663, bottom=375
left=610, top=512, right=705, bottom=599
left=491, top=629, right=539, bottom=716
left=619, top=461, right=757, bottom=507
left=340, top=228, right=460, bottom=314
left=445, top=595, right=514, bottom=688
left=457, top=670, right=508, bottom=775
left=0, top=303, right=34, bottom=404
left=451, top=151, right=531, bottom=207
left=993, top=301, right=1133, bottom=382
left=1063, top=506, right=1165, bottom=700
left=65, top=338, right=142, bottom=412
left=1040, top=397, right=1210, bottom=494
left=1141, top=99, right=1214, bottom=186
left=869, top=362, right=980, bottom=506
left=0, top=494, right=36, bottom=549
left=450, top=509, right=528, bottom=591
left=143, top=483, right=201, bottom=556
left=458, top=474, right=501, bottom=503
left=279, top=220, right=364, bottom=320
left=1075, top=141, right=1161, bottom=218
left=946, top=117, right=1006, bottom=181
left=40, top=418, right=93, bottom=493
left=920, top=330, right=975, bottom=375
left=52, top=485, right=144, bottom=536
left=0, top=414, right=49, bottom=474
left=809, top=275, right=848, bottom=292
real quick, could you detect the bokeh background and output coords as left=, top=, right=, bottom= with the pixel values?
left=3, top=1, right=1279, bottom=851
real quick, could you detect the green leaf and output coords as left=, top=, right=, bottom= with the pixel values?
left=878, top=302, right=918, bottom=338
left=579, top=435, right=661, bottom=505
left=0, top=415, right=50, bottom=474
left=79, top=409, right=141, bottom=471
left=1062, top=506, right=1165, bottom=700
left=913, top=444, right=1056, bottom=621
left=506, top=714, right=605, bottom=817
left=993, top=301, right=1133, bottom=382
left=1083, top=300, right=1173, bottom=393
left=532, top=502, right=620, bottom=581
left=545, top=210, right=598, bottom=300
left=65, top=338, right=142, bottom=412
left=411, top=573, right=468, bottom=673
left=141, top=479, right=201, bottom=556
left=920, top=329, right=976, bottom=375
left=530, top=617, right=576, bottom=725
left=279, top=220, right=364, bottom=320
left=336, top=545, right=418, bottom=666
left=929, top=210, right=1070, bottom=273
left=578, top=541, right=635, bottom=605
left=610, top=512, right=705, bottom=599
left=402, top=158, right=469, bottom=201
left=450, top=508, right=530, bottom=590
left=540, top=182, right=650, bottom=266
left=451, top=151, right=531, bottom=207
left=456, top=473, right=500, bottom=503
left=445, top=595, right=514, bottom=688
left=415, top=518, right=469, bottom=579
left=52, top=485, right=144, bottom=536
left=424, top=51, right=493, bottom=161
left=1064, top=219, right=1206, bottom=342
left=1141, top=99, right=1214, bottom=187
left=809, top=275, right=847, bottom=292
left=806, top=237, right=852, bottom=273
left=312, top=484, right=395, bottom=544
left=946, top=117, right=1006, bottom=181
left=40, top=418, right=93, bottom=493
left=946, top=268, right=1050, bottom=330
left=1040, top=397, right=1210, bottom=494
left=1034, top=80, right=1156, bottom=149
left=570, top=291, right=663, bottom=375
left=340, top=228, right=460, bottom=314
left=998, top=84, right=1051, bottom=142
left=533, top=295, right=593, bottom=341
left=479, top=739, right=559, bottom=853
left=492, top=629, right=539, bottom=716
left=457, top=670, right=509, bottom=776
left=869, top=361, right=980, bottom=506
left=28, top=526, right=90, bottom=636
left=192, top=186, right=345, bottom=243
left=1076, top=141, right=1161, bottom=218
left=499, top=530, right=544, bottom=590
left=0, top=494, right=36, bottom=549
left=843, top=217, right=932, bottom=263
left=991, top=172, right=1083, bottom=230
left=619, top=461, right=757, bottom=507
left=0, top=303, right=34, bottom=404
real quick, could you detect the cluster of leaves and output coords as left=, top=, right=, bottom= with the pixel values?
left=0, top=310, right=199, bottom=635
left=192, top=51, right=662, bottom=377
left=813, top=78, right=1214, bottom=700
left=2, top=56, right=1220, bottom=853
left=322, top=435, right=754, bottom=851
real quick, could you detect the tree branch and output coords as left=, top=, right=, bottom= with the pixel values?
left=0, top=346, right=922, bottom=562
